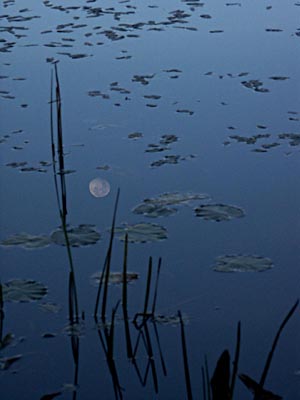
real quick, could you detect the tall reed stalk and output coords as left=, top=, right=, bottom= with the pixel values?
left=50, top=64, right=79, bottom=320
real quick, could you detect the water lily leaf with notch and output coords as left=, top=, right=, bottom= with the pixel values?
left=195, top=204, right=245, bottom=221
left=114, top=222, right=168, bottom=243
left=90, top=271, right=139, bottom=286
left=213, top=255, right=273, bottom=272
left=0, top=233, right=51, bottom=249
left=2, top=279, right=48, bottom=302
left=50, top=224, right=101, bottom=247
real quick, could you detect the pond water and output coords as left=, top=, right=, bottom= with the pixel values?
left=1, top=1, right=300, bottom=399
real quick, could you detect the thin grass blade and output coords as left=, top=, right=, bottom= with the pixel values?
left=259, top=299, right=299, bottom=388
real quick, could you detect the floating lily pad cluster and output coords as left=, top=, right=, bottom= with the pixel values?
left=2, top=279, right=48, bottom=302
left=224, top=129, right=300, bottom=153
left=0, top=225, right=101, bottom=249
left=212, top=255, right=273, bottom=272
left=195, top=204, right=245, bottom=222
left=90, top=271, right=139, bottom=286
left=145, top=134, right=178, bottom=153
left=133, top=192, right=209, bottom=218
left=150, top=154, right=196, bottom=167
left=241, top=79, right=269, bottom=93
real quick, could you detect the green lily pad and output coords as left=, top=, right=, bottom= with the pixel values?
left=132, top=203, right=177, bottom=218
left=114, top=223, right=168, bottom=243
left=90, top=271, right=139, bottom=286
left=133, top=192, right=209, bottom=218
left=213, top=255, right=273, bottom=272
left=0, top=233, right=51, bottom=249
left=2, top=279, right=48, bottom=302
left=195, top=204, right=245, bottom=221
left=50, top=224, right=101, bottom=247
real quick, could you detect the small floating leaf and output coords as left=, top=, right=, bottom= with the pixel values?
left=90, top=271, right=139, bottom=286
left=195, top=204, right=245, bottom=221
left=153, top=314, right=187, bottom=326
left=2, top=279, right=48, bottom=302
left=0, top=333, right=15, bottom=350
left=114, top=223, right=167, bottom=243
left=40, top=392, right=62, bottom=400
left=0, top=354, right=22, bottom=370
left=128, top=132, right=143, bottom=139
left=39, top=302, right=61, bottom=314
left=133, top=203, right=177, bottom=218
left=0, top=233, right=51, bottom=249
left=50, top=224, right=101, bottom=247
left=213, top=255, right=273, bottom=272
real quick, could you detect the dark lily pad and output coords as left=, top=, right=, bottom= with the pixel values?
left=195, top=204, right=245, bottom=221
left=153, top=314, right=186, bottom=326
left=128, top=132, right=143, bottom=139
left=90, top=271, right=139, bottom=286
left=50, top=224, right=101, bottom=247
left=2, top=279, right=48, bottom=302
left=114, top=223, right=168, bottom=243
left=213, top=255, right=273, bottom=272
left=150, top=155, right=181, bottom=167
left=133, top=203, right=177, bottom=218
left=133, top=192, right=209, bottom=218
left=0, top=233, right=51, bottom=249
left=278, top=133, right=300, bottom=146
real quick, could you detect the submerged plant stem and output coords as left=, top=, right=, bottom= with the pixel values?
left=178, top=310, right=193, bottom=400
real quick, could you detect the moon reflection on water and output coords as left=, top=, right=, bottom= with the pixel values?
left=89, top=178, right=111, bottom=198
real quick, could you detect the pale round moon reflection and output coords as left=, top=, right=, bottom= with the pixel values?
left=89, top=178, right=111, bottom=198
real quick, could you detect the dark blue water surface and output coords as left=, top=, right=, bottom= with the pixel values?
left=1, top=1, right=299, bottom=399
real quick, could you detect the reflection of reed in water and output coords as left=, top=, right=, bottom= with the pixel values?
left=50, top=64, right=80, bottom=399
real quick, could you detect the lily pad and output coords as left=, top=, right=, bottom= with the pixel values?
left=50, top=224, right=101, bottom=247
left=0, top=233, right=51, bottom=249
left=90, top=271, right=139, bottom=286
left=133, top=192, right=209, bottom=218
left=195, top=204, right=245, bottom=221
left=133, top=203, right=177, bottom=218
left=114, top=223, right=168, bottom=243
left=2, top=279, right=48, bottom=302
left=147, top=192, right=209, bottom=206
left=213, top=255, right=273, bottom=272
